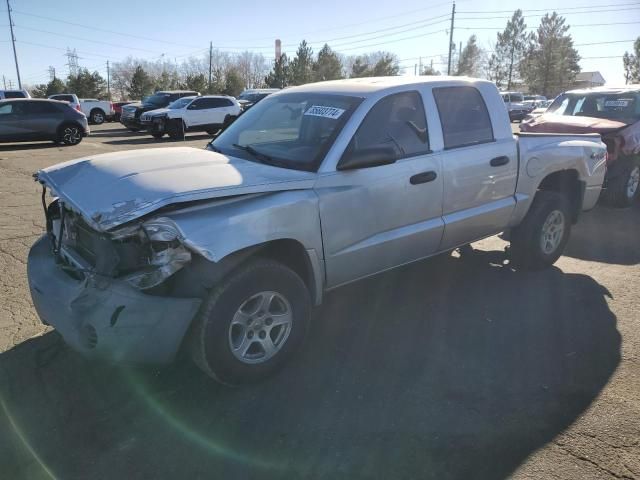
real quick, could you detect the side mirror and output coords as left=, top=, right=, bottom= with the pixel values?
left=337, top=145, right=397, bottom=171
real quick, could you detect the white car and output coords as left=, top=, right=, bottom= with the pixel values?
left=140, top=95, right=242, bottom=140
left=49, top=95, right=113, bottom=124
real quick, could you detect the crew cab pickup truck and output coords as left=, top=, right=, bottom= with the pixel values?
left=140, top=95, right=241, bottom=140
left=28, top=77, right=606, bottom=385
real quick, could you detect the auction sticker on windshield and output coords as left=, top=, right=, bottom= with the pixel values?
left=604, top=100, right=631, bottom=107
left=304, top=105, right=346, bottom=119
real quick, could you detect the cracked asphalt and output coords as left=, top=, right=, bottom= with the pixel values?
left=0, top=123, right=638, bottom=479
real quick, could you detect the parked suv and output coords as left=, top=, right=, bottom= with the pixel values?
left=0, top=89, right=30, bottom=99
left=501, top=91, right=530, bottom=122
left=521, top=85, right=640, bottom=207
left=120, top=90, right=199, bottom=131
left=29, top=77, right=606, bottom=384
left=237, top=88, right=279, bottom=111
left=0, top=98, right=89, bottom=145
left=141, top=95, right=241, bottom=140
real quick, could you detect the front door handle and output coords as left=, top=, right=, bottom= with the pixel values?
left=490, top=156, right=510, bottom=167
left=410, top=171, right=437, bottom=185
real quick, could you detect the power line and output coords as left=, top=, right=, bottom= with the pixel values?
left=457, top=5, right=640, bottom=20
left=456, top=20, right=640, bottom=30
left=457, top=1, right=640, bottom=14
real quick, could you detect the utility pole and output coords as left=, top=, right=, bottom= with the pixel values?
left=2, top=75, right=6, bottom=89
left=447, top=1, right=456, bottom=76
left=106, top=60, right=111, bottom=100
left=208, top=41, right=213, bottom=92
left=6, top=0, right=22, bottom=88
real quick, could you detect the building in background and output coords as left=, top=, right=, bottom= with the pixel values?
left=573, top=71, right=606, bottom=89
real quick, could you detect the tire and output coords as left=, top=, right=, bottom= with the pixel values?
left=128, top=127, right=140, bottom=132
left=167, top=119, right=186, bottom=140
left=509, top=191, right=571, bottom=271
left=601, top=161, right=640, bottom=208
left=206, top=128, right=221, bottom=136
left=56, top=123, right=83, bottom=146
left=190, top=259, right=311, bottom=385
left=89, top=109, right=105, bottom=125
left=152, top=132, right=164, bottom=139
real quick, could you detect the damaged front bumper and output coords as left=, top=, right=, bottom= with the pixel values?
left=27, top=235, right=202, bottom=365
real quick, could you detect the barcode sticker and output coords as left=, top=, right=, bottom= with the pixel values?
left=604, top=100, right=630, bottom=107
left=304, top=105, right=346, bottom=119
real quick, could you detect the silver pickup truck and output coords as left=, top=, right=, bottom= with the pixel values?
left=28, top=77, right=607, bottom=384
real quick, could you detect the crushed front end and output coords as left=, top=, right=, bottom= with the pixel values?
left=27, top=187, right=202, bottom=365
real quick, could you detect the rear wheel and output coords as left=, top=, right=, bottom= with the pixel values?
left=57, top=123, right=83, bottom=146
left=90, top=109, right=105, bottom=125
left=510, top=191, right=571, bottom=271
left=602, top=161, right=640, bottom=208
left=190, top=259, right=311, bottom=385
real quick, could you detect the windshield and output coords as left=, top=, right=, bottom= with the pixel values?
left=210, top=92, right=362, bottom=171
left=168, top=97, right=193, bottom=109
left=547, top=92, right=640, bottom=123
left=143, top=93, right=171, bottom=107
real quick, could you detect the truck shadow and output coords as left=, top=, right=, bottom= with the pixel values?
left=0, top=249, right=620, bottom=480
left=0, top=142, right=62, bottom=152
left=564, top=202, right=640, bottom=265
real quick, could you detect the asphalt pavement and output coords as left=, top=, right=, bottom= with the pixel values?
left=0, top=123, right=638, bottom=479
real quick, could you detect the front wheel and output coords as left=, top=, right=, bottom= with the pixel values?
left=509, top=191, right=571, bottom=271
left=190, top=259, right=311, bottom=385
left=152, top=132, right=164, bottom=139
left=167, top=119, right=186, bottom=140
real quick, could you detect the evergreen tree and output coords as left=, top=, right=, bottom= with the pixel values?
left=456, top=35, right=484, bottom=77
left=264, top=54, right=290, bottom=88
left=519, top=13, right=580, bottom=98
left=67, top=69, right=106, bottom=98
left=129, top=66, right=155, bottom=99
left=289, top=40, right=314, bottom=85
left=489, top=10, right=531, bottom=89
left=313, top=44, right=343, bottom=81
left=223, top=68, right=245, bottom=97
left=622, top=37, right=640, bottom=84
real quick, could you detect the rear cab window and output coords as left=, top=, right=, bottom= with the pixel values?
left=3, top=91, right=26, bottom=99
left=433, top=86, right=494, bottom=149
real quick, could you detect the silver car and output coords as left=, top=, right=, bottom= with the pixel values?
left=0, top=98, right=89, bottom=145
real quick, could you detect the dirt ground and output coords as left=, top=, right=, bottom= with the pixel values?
left=0, top=123, right=638, bottom=479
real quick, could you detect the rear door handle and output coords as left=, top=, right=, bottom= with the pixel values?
left=410, top=171, right=437, bottom=185
left=490, top=156, right=510, bottom=167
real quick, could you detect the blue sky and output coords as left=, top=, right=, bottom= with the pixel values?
left=1, top=0, right=638, bottom=90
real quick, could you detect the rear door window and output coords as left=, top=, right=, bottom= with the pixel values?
left=0, top=103, right=14, bottom=115
left=433, top=86, right=494, bottom=149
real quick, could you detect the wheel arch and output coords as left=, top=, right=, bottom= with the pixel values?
left=536, top=169, right=584, bottom=224
left=170, top=238, right=322, bottom=306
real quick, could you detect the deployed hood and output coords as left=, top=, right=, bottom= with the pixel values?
left=36, top=147, right=316, bottom=231
left=521, top=113, right=627, bottom=134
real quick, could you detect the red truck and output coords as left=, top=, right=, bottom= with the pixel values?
left=521, top=86, right=640, bottom=207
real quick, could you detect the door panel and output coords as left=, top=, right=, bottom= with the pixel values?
left=439, top=139, right=518, bottom=249
left=317, top=153, right=444, bottom=288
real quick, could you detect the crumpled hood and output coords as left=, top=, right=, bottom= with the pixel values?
left=37, top=147, right=316, bottom=231
left=520, top=113, right=628, bottom=134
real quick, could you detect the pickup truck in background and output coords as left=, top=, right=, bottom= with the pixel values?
left=521, top=85, right=640, bottom=207
left=501, top=91, right=531, bottom=122
left=140, top=95, right=241, bottom=140
left=28, top=77, right=606, bottom=385
left=48, top=95, right=114, bottom=125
